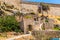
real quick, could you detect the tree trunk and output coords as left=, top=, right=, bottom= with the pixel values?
left=41, top=6, right=43, bottom=15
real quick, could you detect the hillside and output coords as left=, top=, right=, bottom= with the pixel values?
left=0, top=0, right=21, bottom=10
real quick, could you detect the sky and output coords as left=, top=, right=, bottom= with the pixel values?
left=23, top=0, right=60, bottom=4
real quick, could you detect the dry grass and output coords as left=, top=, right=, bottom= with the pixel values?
left=15, top=35, right=35, bottom=40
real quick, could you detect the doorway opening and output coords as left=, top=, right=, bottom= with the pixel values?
left=28, top=25, right=32, bottom=31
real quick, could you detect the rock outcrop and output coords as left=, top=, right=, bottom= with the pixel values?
left=0, top=0, right=21, bottom=10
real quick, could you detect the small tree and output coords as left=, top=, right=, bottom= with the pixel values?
left=38, top=2, right=50, bottom=16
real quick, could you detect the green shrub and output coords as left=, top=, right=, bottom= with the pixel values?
left=57, top=18, right=60, bottom=21
left=25, top=15, right=32, bottom=19
left=30, top=12, right=35, bottom=15
left=53, top=25, right=60, bottom=30
left=45, top=19, right=48, bottom=22
left=0, top=16, right=22, bottom=32
left=42, top=26, right=45, bottom=30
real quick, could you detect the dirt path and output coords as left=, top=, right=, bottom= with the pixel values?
left=6, top=34, right=31, bottom=40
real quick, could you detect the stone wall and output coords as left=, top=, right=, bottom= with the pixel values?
left=32, top=30, right=60, bottom=40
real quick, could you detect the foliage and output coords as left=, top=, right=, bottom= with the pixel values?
left=0, top=16, right=22, bottom=32
left=53, top=24, right=60, bottom=30
left=42, top=24, right=45, bottom=30
left=25, top=15, right=32, bottom=19
left=40, top=15, right=45, bottom=20
left=45, top=19, right=48, bottom=22
left=0, top=1, right=22, bottom=33
left=30, top=12, right=35, bottom=15
left=38, top=3, right=50, bottom=13
left=42, top=26, right=45, bottom=30
left=40, top=3, right=50, bottom=12
left=57, top=18, right=60, bottom=21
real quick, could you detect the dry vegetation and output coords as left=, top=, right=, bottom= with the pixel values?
left=15, top=35, right=35, bottom=40
left=32, top=30, right=60, bottom=40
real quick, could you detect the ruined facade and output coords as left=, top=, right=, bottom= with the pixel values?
left=0, top=0, right=60, bottom=33
left=20, top=2, right=60, bottom=33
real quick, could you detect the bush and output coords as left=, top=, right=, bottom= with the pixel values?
left=25, top=15, right=32, bottom=19
left=0, top=16, right=22, bottom=32
left=45, top=19, right=48, bottom=22
left=57, top=18, right=60, bottom=21
left=54, top=25, right=60, bottom=30
left=42, top=25, right=45, bottom=30
left=30, top=12, right=35, bottom=15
